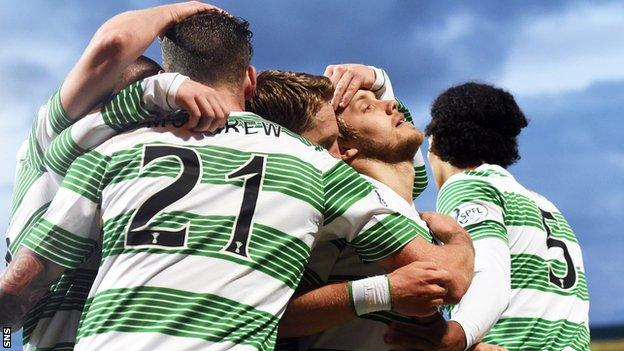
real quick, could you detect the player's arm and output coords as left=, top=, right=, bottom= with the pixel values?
left=279, top=162, right=459, bottom=337
left=324, top=63, right=391, bottom=109
left=384, top=240, right=511, bottom=351
left=0, top=248, right=66, bottom=329
left=0, top=152, right=107, bottom=328
left=45, top=75, right=228, bottom=179
left=387, top=180, right=512, bottom=350
left=377, top=212, right=474, bottom=304
left=0, top=148, right=109, bottom=328
left=27, top=2, right=219, bottom=171
left=60, top=1, right=219, bottom=119
left=279, top=260, right=450, bottom=337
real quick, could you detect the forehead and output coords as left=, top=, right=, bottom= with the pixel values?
left=349, top=90, right=377, bottom=106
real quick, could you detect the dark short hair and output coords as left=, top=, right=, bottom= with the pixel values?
left=425, top=82, right=529, bottom=168
left=161, top=11, right=252, bottom=87
left=245, top=70, right=333, bottom=134
left=115, top=55, right=162, bottom=91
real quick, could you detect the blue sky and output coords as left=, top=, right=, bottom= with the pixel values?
left=0, top=0, right=622, bottom=331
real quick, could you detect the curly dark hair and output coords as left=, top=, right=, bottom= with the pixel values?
left=425, top=82, right=529, bottom=168
left=161, top=11, right=253, bottom=87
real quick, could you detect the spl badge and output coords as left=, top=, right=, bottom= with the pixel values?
left=452, top=203, right=488, bottom=226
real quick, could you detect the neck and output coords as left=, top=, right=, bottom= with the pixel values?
left=214, top=87, right=246, bottom=111
left=350, top=158, right=414, bottom=203
left=436, top=163, right=478, bottom=188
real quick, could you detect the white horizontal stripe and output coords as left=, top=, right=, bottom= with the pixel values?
left=6, top=173, right=56, bottom=242
left=43, top=187, right=100, bottom=240
left=507, top=225, right=586, bottom=268
left=76, top=331, right=257, bottom=351
left=101, top=177, right=321, bottom=248
left=70, top=113, right=116, bottom=150
left=25, top=310, right=81, bottom=350
left=92, top=252, right=294, bottom=317
left=504, top=287, right=589, bottom=323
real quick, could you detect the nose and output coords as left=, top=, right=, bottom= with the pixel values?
left=385, top=99, right=397, bottom=115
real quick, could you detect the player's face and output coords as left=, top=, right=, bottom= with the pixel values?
left=301, top=101, right=341, bottom=158
left=340, top=90, right=423, bottom=162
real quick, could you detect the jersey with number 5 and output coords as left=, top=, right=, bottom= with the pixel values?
left=437, top=164, right=589, bottom=350
left=23, top=112, right=419, bottom=351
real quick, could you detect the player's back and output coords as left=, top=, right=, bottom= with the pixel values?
left=75, top=112, right=336, bottom=351
left=438, top=164, right=590, bottom=351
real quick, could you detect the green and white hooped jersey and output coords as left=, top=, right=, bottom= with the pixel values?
left=296, top=175, right=432, bottom=351
left=23, top=112, right=420, bottom=351
left=7, top=73, right=184, bottom=351
left=438, top=164, right=590, bottom=351
left=281, top=98, right=430, bottom=351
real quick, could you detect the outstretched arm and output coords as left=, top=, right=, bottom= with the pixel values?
left=0, top=248, right=65, bottom=329
left=60, top=1, right=219, bottom=119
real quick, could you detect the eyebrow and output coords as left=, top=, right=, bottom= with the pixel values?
left=350, top=93, right=370, bottom=108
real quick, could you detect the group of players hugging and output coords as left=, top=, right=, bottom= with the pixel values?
left=0, top=2, right=589, bottom=351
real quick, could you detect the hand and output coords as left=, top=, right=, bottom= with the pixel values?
left=324, top=64, right=376, bottom=109
left=165, top=1, right=224, bottom=25
left=174, top=79, right=230, bottom=132
left=385, top=320, right=466, bottom=351
left=419, top=212, right=466, bottom=244
left=387, top=261, right=450, bottom=317
left=470, top=343, right=508, bottom=351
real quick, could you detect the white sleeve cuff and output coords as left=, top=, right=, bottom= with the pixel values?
left=165, top=73, right=190, bottom=111
left=141, top=72, right=189, bottom=113
left=368, top=66, right=395, bottom=100
left=370, top=66, right=387, bottom=93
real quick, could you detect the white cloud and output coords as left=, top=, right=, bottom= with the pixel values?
left=498, top=2, right=624, bottom=96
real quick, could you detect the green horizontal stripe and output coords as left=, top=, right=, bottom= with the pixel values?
left=511, top=254, right=589, bottom=301
left=438, top=178, right=579, bottom=243
left=323, top=162, right=374, bottom=225
left=23, top=268, right=97, bottom=342
left=102, top=81, right=152, bottom=130
left=78, top=286, right=279, bottom=350
left=62, top=150, right=110, bottom=203
left=48, top=90, right=73, bottom=135
left=10, top=162, right=43, bottom=219
left=351, top=212, right=423, bottom=262
left=22, top=219, right=96, bottom=268
left=105, top=143, right=324, bottom=212
left=437, top=178, right=503, bottom=215
left=8, top=202, right=50, bottom=256
left=465, top=220, right=508, bottom=242
left=45, top=126, right=87, bottom=177
left=102, top=211, right=310, bottom=289
left=483, top=317, right=590, bottom=351
left=413, top=165, right=428, bottom=199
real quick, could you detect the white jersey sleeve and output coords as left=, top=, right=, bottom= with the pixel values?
left=22, top=148, right=110, bottom=269
left=369, top=66, right=394, bottom=100
left=450, top=238, right=511, bottom=349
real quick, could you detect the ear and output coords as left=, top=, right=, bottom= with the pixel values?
left=340, top=146, right=359, bottom=163
left=244, top=65, right=257, bottom=101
